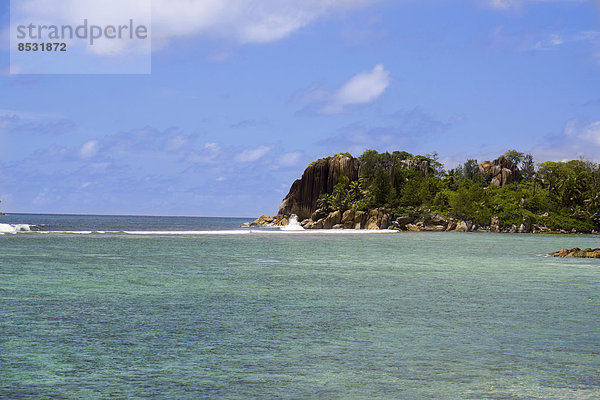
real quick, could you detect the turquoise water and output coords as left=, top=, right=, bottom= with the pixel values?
left=1, top=216, right=599, bottom=399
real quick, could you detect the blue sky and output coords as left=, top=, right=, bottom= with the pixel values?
left=1, top=0, right=600, bottom=216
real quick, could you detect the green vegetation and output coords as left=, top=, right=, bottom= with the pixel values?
left=315, top=150, right=600, bottom=232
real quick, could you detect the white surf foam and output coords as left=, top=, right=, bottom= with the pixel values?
left=43, top=230, right=94, bottom=235
left=122, top=230, right=253, bottom=235
left=2, top=227, right=399, bottom=236
left=0, top=224, right=33, bottom=234
left=118, top=229, right=399, bottom=235
left=280, top=215, right=305, bottom=231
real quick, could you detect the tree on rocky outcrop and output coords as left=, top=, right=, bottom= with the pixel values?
left=316, top=193, right=333, bottom=213
left=463, top=159, right=479, bottom=180
left=425, top=152, right=445, bottom=177
left=367, top=167, right=394, bottom=208
left=521, top=154, right=535, bottom=180
left=503, top=149, right=525, bottom=167
left=359, top=149, right=387, bottom=179
left=317, top=176, right=364, bottom=213
left=391, top=150, right=413, bottom=161
left=273, top=148, right=600, bottom=232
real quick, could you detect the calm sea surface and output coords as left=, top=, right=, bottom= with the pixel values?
left=1, top=214, right=599, bottom=399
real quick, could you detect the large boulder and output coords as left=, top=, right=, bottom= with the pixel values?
left=365, top=210, right=380, bottom=230
left=354, top=211, right=367, bottom=229
left=490, top=216, right=500, bottom=233
left=405, top=223, right=421, bottom=232
left=365, top=208, right=390, bottom=230
left=250, top=215, right=289, bottom=226
left=394, top=216, right=415, bottom=229
left=423, top=214, right=448, bottom=229
left=312, top=218, right=325, bottom=229
left=478, top=156, right=521, bottom=187
left=454, top=220, right=473, bottom=232
left=445, top=220, right=457, bottom=231
left=278, top=155, right=359, bottom=220
left=519, top=215, right=532, bottom=233
left=311, top=209, right=327, bottom=222
left=322, top=211, right=342, bottom=229
left=342, top=209, right=355, bottom=228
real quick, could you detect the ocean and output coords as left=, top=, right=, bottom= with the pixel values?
left=1, top=214, right=599, bottom=399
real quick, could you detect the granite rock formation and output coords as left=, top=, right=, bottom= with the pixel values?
left=277, top=154, right=432, bottom=221
left=301, top=208, right=390, bottom=230
left=277, top=155, right=359, bottom=220
left=250, top=215, right=289, bottom=227
left=550, top=248, right=600, bottom=258
left=478, top=156, right=521, bottom=187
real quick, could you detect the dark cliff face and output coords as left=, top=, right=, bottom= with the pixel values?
left=278, top=155, right=359, bottom=220
left=277, top=154, right=433, bottom=219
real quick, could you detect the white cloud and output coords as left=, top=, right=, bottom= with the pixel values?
left=14, top=0, right=379, bottom=51
left=570, top=120, right=600, bottom=145
left=530, top=118, right=600, bottom=162
left=79, top=140, right=100, bottom=159
left=152, top=0, right=378, bottom=44
left=303, top=64, right=391, bottom=115
left=234, top=145, right=272, bottom=162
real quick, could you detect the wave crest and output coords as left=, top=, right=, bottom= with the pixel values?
left=0, top=224, right=33, bottom=235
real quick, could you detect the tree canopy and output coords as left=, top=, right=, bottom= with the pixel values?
left=314, top=149, right=600, bottom=232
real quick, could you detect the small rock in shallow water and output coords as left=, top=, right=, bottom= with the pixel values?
left=550, top=248, right=600, bottom=258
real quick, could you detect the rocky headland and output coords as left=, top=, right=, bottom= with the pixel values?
left=250, top=151, right=600, bottom=234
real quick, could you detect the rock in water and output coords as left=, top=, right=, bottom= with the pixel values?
left=550, top=248, right=600, bottom=258
left=250, top=215, right=288, bottom=227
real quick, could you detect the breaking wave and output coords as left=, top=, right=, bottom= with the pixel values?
left=0, top=224, right=33, bottom=235
left=280, top=215, right=305, bottom=231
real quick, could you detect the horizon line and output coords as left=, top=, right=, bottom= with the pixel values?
left=1, top=212, right=257, bottom=219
